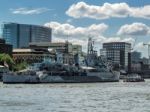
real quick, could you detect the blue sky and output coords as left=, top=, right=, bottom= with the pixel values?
left=0, top=0, right=150, bottom=57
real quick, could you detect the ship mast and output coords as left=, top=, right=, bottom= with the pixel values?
left=88, top=37, right=93, bottom=54
left=87, top=37, right=97, bottom=55
left=86, top=37, right=97, bottom=66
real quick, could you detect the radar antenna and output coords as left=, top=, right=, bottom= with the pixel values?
left=87, top=37, right=95, bottom=54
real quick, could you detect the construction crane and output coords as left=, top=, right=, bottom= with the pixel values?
left=143, top=43, right=150, bottom=64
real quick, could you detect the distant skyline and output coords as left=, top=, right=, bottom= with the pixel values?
left=0, top=0, right=150, bottom=57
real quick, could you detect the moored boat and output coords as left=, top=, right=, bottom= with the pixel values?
left=3, top=70, right=39, bottom=83
left=2, top=38, right=120, bottom=83
left=3, top=65, right=120, bottom=83
left=123, top=73, right=145, bottom=82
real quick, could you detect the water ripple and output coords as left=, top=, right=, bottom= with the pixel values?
left=0, top=81, right=150, bottom=112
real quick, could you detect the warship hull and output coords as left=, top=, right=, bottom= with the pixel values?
left=2, top=74, right=39, bottom=84
left=3, top=72, right=120, bottom=83
left=39, top=76, right=119, bottom=83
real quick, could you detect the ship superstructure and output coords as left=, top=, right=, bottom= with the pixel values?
left=3, top=38, right=120, bottom=83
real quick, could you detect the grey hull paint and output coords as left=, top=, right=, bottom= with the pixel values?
left=3, top=74, right=39, bottom=84
left=3, top=74, right=119, bottom=84
left=40, top=75, right=119, bottom=83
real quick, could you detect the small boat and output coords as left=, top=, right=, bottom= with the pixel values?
left=123, top=73, right=145, bottom=82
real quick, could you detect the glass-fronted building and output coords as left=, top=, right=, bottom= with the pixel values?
left=131, top=51, right=142, bottom=63
left=101, top=42, right=131, bottom=70
left=2, top=23, right=52, bottom=48
left=0, top=38, right=12, bottom=55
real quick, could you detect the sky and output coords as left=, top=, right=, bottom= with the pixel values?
left=0, top=0, right=150, bottom=57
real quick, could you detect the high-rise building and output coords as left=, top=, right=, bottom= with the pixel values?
left=131, top=51, right=142, bottom=63
left=0, top=38, right=12, bottom=55
left=2, top=22, right=52, bottom=48
left=101, top=42, right=131, bottom=70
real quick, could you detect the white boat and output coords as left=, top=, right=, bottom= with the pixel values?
left=123, top=73, right=145, bottom=82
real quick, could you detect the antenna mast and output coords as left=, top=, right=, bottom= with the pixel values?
left=87, top=37, right=94, bottom=54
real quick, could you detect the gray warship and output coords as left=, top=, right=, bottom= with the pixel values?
left=3, top=38, right=120, bottom=83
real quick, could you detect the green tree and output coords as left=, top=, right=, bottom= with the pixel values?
left=0, top=53, right=14, bottom=68
left=13, top=61, right=28, bottom=71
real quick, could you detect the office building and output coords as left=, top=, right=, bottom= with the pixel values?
left=72, top=45, right=82, bottom=55
left=13, top=48, right=55, bottom=64
left=2, top=22, right=52, bottom=48
left=131, top=51, right=142, bottom=63
left=29, top=41, right=82, bottom=54
left=0, top=38, right=12, bottom=55
left=29, top=41, right=83, bottom=65
left=101, top=42, right=131, bottom=70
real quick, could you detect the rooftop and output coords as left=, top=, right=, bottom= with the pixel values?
left=13, top=49, right=33, bottom=52
left=103, top=42, right=131, bottom=45
left=29, top=41, right=72, bottom=47
left=3, top=22, right=51, bottom=29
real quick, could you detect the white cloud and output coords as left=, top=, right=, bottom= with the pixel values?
left=117, top=23, right=150, bottom=36
left=53, top=37, right=87, bottom=46
left=66, top=19, right=73, bottom=23
left=10, top=8, right=51, bottom=15
left=99, top=37, right=135, bottom=46
left=133, top=42, right=149, bottom=57
left=44, top=21, right=108, bottom=40
left=134, top=42, right=145, bottom=50
left=131, top=5, right=150, bottom=19
left=44, top=21, right=135, bottom=52
left=44, top=21, right=108, bottom=51
left=66, top=2, right=150, bottom=20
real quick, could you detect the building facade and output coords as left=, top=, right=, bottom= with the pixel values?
left=29, top=42, right=83, bottom=65
left=72, top=45, right=82, bottom=55
left=0, top=38, right=12, bottom=55
left=30, top=41, right=82, bottom=54
left=131, top=51, right=142, bottom=63
left=2, top=22, right=52, bottom=48
left=13, top=49, right=55, bottom=64
left=101, top=42, right=131, bottom=70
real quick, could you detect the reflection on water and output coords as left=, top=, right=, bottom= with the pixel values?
left=0, top=80, right=150, bottom=112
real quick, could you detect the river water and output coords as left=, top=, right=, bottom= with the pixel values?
left=0, top=80, right=150, bottom=112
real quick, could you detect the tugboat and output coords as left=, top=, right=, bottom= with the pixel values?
left=123, top=73, right=145, bottom=82
left=3, top=38, right=120, bottom=83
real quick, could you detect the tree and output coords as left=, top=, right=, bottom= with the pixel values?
left=13, top=61, right=28, bottom=71
left=0, top=53, right=14, bottom=68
